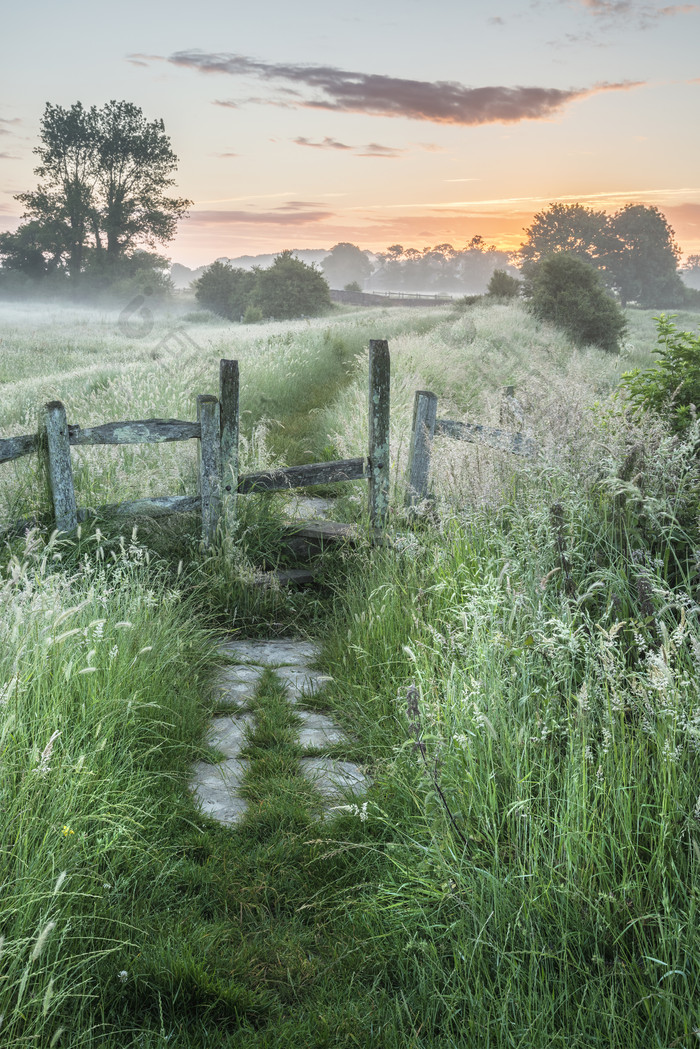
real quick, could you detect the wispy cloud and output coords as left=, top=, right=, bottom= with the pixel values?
left=0, top=117, right=21, bottom=136
left=189, top=207, right=332, bottom=226
left=159, top=50, right=641, bottom=126
left=0, top=152, right=19, bottom=160
left=293, top=136, right=352, bottom=151
left=571, top=0, right=698, bottom=23
left=216, top=151, right=240, bottom=158
left=293, top=136, right=404, bottom=157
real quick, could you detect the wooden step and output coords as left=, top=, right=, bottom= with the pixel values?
left=253, top=568, right=317, bottom=589
left=279, top=519, right=357, bottom=559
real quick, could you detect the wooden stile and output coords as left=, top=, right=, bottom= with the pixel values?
left=368, top=339, right=390, bottom=532
left=38, top=401, right=78, bottom=533
left=197, top=395, right=222, bottom=545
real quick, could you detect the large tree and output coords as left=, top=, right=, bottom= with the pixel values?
left=519, top=203, right=616, bottom=276
left=7, top=100, right=190, bottom=283
left=519, top=201, right=686, bottom=307
left=609, top=204, right=685, bottom=306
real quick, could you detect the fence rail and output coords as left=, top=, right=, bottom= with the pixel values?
left=0, top=343, right=391, bottom=543
left=405, top=388, right=536, bottom=506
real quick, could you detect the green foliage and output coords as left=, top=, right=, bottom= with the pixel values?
left=195, top=254, right=331, bottom=321
left=486, top=268, right=521, bottom=299
left=253, top=251, right=331, bottom=320
left=242, top=304, right=263, bottom=324
left=621, top=313, right=700, bottom=431
left=524, top=252, right=627, bottom=352
left=193, top=262, right=256, bottom=320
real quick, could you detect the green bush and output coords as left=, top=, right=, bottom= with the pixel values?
left=621, top=313, right=700, bottom=431
left=524, top=253, right=626, bottom=353
left=242, top=304, right=263, bottom=324
left=486, top=268, right=521, bottom=299
left=193, top=262, right=255, bottom=320
left=253, top=251, right=331, bottom=320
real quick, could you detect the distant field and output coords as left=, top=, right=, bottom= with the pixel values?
left=0, top=298, right=680, bottom=524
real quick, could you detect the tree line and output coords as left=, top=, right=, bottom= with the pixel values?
left=0, top=98, right=698, bottom=326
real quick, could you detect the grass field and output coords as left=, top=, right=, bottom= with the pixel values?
left=1, top=297, right=700, bottom=1047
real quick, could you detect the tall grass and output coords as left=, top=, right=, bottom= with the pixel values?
left=1, top=297, right=698, bottom=1045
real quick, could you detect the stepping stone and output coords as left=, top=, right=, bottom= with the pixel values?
left=275, top=666, right=333, bottom=703
left=300, top=757, right=370, bottom=798
left=206, top=713, right=254, bottom=759
left=213, top=665, right=263, bottom=708
left=218, top=639, right=321, bottom=666
left=297, top=711, right=346, bottom=748
left=284, top=496, right=334, bottom=521
left=190, top=758, right=248, bottom=824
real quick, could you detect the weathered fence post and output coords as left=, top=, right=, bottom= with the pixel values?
left=38, top=400, right=77, bottom=532
left=197, top=395, right=222, bottom=546
left=405, top=390, right=438, bottom=506
left=219, top=359, right=239, bottom=518
left=368, top=339, right=390, bottom=532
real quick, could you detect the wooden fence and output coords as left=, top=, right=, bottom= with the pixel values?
left=0, top=340, right=391, bottom=543
left=404, top=387, right=536, bottom=506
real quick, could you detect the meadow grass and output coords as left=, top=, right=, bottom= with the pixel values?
left=1, top=297, right=699, bottom=1046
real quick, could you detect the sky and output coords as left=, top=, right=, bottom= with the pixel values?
left=1, top=0, right=699, bottom=268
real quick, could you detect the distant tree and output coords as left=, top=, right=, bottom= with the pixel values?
left=10, top=100, right=190, bottom=285
left=487, top=269, right=521, bottom=299
left=253, top=251, right=331, bottom=319
left=608, top=204, right=685, bottom=306
left=0, top=219, right=68, bottom=279
left=524, top=253, right=626, bottom=353
left=321, top=242, right=373, bottom=289
left=520, top=203, right=616, bottom=277
left=194, top=261, right=255, bottom=319
left=681, top=254, right=700, bottom=291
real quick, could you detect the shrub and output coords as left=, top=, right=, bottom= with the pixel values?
left=486, top=269, right=521, bottom=299
left=242, top=304, right=263, bottom=324
left=193, top=262, right=255, bottom=320
left=524, top=253, right=626, bottom=353
left=621, top=313, right=700, bottom=432
left=253, top=251, right=331, bottom=320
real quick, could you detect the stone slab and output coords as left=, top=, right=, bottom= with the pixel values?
left=213, top=665, right=263, bottom=708
left=297, top=711, right=346, bottom=748
left=300, top=757, right=370, bottom=797
left=218, top=639, right=321, bottom=666
left=275, top=666, right=333, bottom=703
left=190, top=758, right=248, bottom=823
left=206, top=713, right=255, bottom=758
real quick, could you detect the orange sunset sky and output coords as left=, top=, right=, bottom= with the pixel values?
left=2, top=0, right=699, bottom=268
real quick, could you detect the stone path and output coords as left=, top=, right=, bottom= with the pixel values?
left=190, top=638, right=370, bottom=824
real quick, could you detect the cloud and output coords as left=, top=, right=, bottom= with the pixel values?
left=357, top=143, right=405, bottom=157
left=571, top=0, right=699, bottom=23
left=127, top=52, right=164, bottom=67
left=165, top=50, right=641, bottom=125
left=189, top=208, right=332, bottom=226
left=293, top=136, right=352, bottom=150
left=488, top=15, right=506, bottom=23
left=216, top=151, right=240, bottom=158
left=293, top=135, right=404, bottom=157
left=0, top=117, right=21, bottom=136
left=0, top=153, right=19, bottom=160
